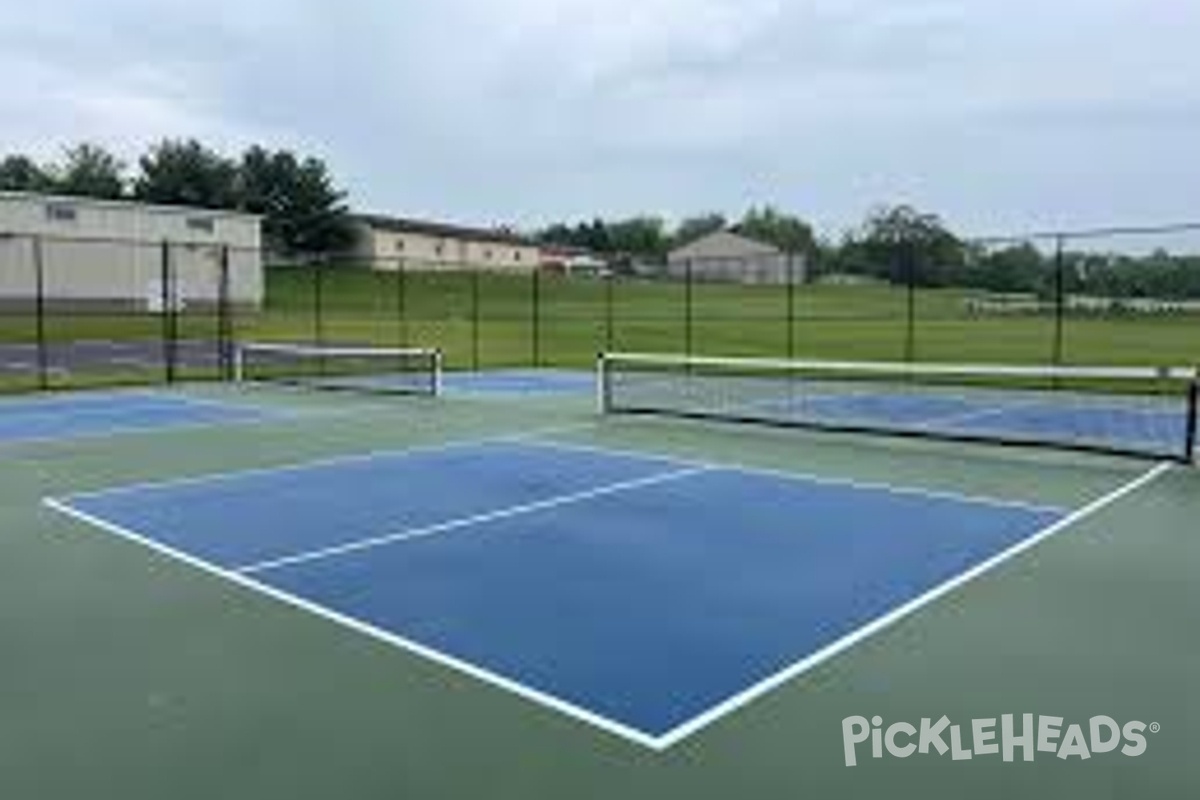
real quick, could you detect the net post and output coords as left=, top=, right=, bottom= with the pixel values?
left=231, top=342, right=245, bottom=383
left=432, top=347, right=444, bottom=397
left=1185, top=376, right=1199, bottom=464
left=32, top=234, right=49, bottom=391
left=596, top=351, right=611, bottom=414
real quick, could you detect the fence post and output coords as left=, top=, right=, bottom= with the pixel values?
left=160, top=240, right=178, bottom=384
left=313, top=255, right=326, bottom=347
left=396, top=257, right=408, bottom=347
left=903, top=241, right=916, bottom=363
left=471, top=264, right=481, bottom=370
left=786, top=250, right=797, bottom=360
left=604, top=270, right=615, bottom=353
left=32, top=235, right=49, bottom=390
left=684, top=257, right=694, bottom=357
left=217, top=244, right=233, bottom=381
left=1053, top=234, right=1066, bottom=367
left=531, top=268, right=541, bottom=367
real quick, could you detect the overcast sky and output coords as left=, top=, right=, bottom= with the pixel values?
left=2, top=0, right=1197, bottom=237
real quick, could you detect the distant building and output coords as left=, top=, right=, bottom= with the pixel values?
left=666, top=230, right=801, bottom=284
left=0, top=190, right=262, bottom=310
left=539, top=245, right=609, bottom=276
left=349, top=214, right=540, bottom=271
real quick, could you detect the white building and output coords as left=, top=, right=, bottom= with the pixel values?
left=348, top=214, right=540, bottom=272
left=0, top=191, right=263, bottom=310
left=667, top=229, right=802, bottom=285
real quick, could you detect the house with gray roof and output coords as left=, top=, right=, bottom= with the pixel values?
left=666, top=229, right=801, bottom=284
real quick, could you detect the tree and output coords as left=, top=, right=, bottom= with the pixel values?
left=673, top=213, right=727, bottom=248
left=237, top=146, right=354, bottom=255
left=852, top=204, right=964, bottom=286
left=607, top=216, right=668, bottom=263
left=134, top=139, right=238, bottom=209
left=0, top=155, right=52, bottom=192
left=736, top=205, right=816, bottom=254
left=52, top=143, right=126, bottom=199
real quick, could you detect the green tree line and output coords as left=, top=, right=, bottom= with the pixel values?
left=0, top=141, right=353, bottom=255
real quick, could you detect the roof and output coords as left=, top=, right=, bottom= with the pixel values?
left=0, top=190, right=262, bottom=221
left=353, top=213, right=533, bottom=246
left=667, top=229, right=783, bottom=261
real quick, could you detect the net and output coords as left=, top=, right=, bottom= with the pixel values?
left=234, top=342, right=442, bottom=396
left=599, top=352, right=1199, bottom=462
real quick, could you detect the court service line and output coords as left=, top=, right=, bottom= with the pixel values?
left=40, top=497, right=664, bottom=751
left=235, top=466, right=710, bottom=575
left=650, top=459, right=1174, bottom=750
left=523, top=437, right=1070, bottom=515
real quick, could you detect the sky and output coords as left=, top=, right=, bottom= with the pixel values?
left=1, top=0, right=1198, bottom=238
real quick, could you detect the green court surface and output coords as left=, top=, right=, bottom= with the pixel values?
left=1, top=383, right=1196, bottom=799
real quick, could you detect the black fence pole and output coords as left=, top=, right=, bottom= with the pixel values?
left=786, top=250, right=797, bottom=360
left=471, top=265, right=481, bottom=371
left=32, top=235, right=49, bottom=390
left=160, top=240, right=178, bottom=384
left=903, top=242, right=916, bottom=363
left=217, top=245, right=233, bottom=381
left=684, top=258, right=694, bottom=358
left=396, top=258, right=408, bottom=347
left=1053, top=235, right=1066, bottom=367
left=531, top=268, right=541, bottom=367
left=313, top=256, right=326, bottom=347
left=604, top=271, right=615, bottom=353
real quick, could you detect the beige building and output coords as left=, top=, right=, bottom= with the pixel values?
left=0, top=190, right=263, bottom=309
left=349, top=214, right=540, bottom=271
left=667, top=229, right=802, bottom=285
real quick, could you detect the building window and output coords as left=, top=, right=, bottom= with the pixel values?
left=186, top=217, right=215, bottom=233
left=45, top=204, right=77, bottom=223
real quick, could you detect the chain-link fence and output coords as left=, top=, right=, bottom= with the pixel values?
left=2, top=223, right=1197, bottom=395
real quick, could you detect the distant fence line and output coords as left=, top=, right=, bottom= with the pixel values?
left=1, top=223, right=1198, bottom=394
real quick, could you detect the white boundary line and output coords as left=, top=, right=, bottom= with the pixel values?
left=40, top=497, right=663, bottom=751
left=56, top=422, right=601, bottom=500
left=40, top=461, right=1170, bottom=752
left=237, top=466, right=708, bottom=574
left=522, top=437, right=1069, bottom=515
left=650, top=460, right=1173, bottom=748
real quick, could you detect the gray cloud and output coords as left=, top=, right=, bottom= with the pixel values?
left=2, top=0, right=1198, bottom=235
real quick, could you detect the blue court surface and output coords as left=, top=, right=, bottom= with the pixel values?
left=49, top=440, right=1066, bottom=746
left=443, top=369, right=594, bottom=396
left=0, top=391, right=280, bottom=444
